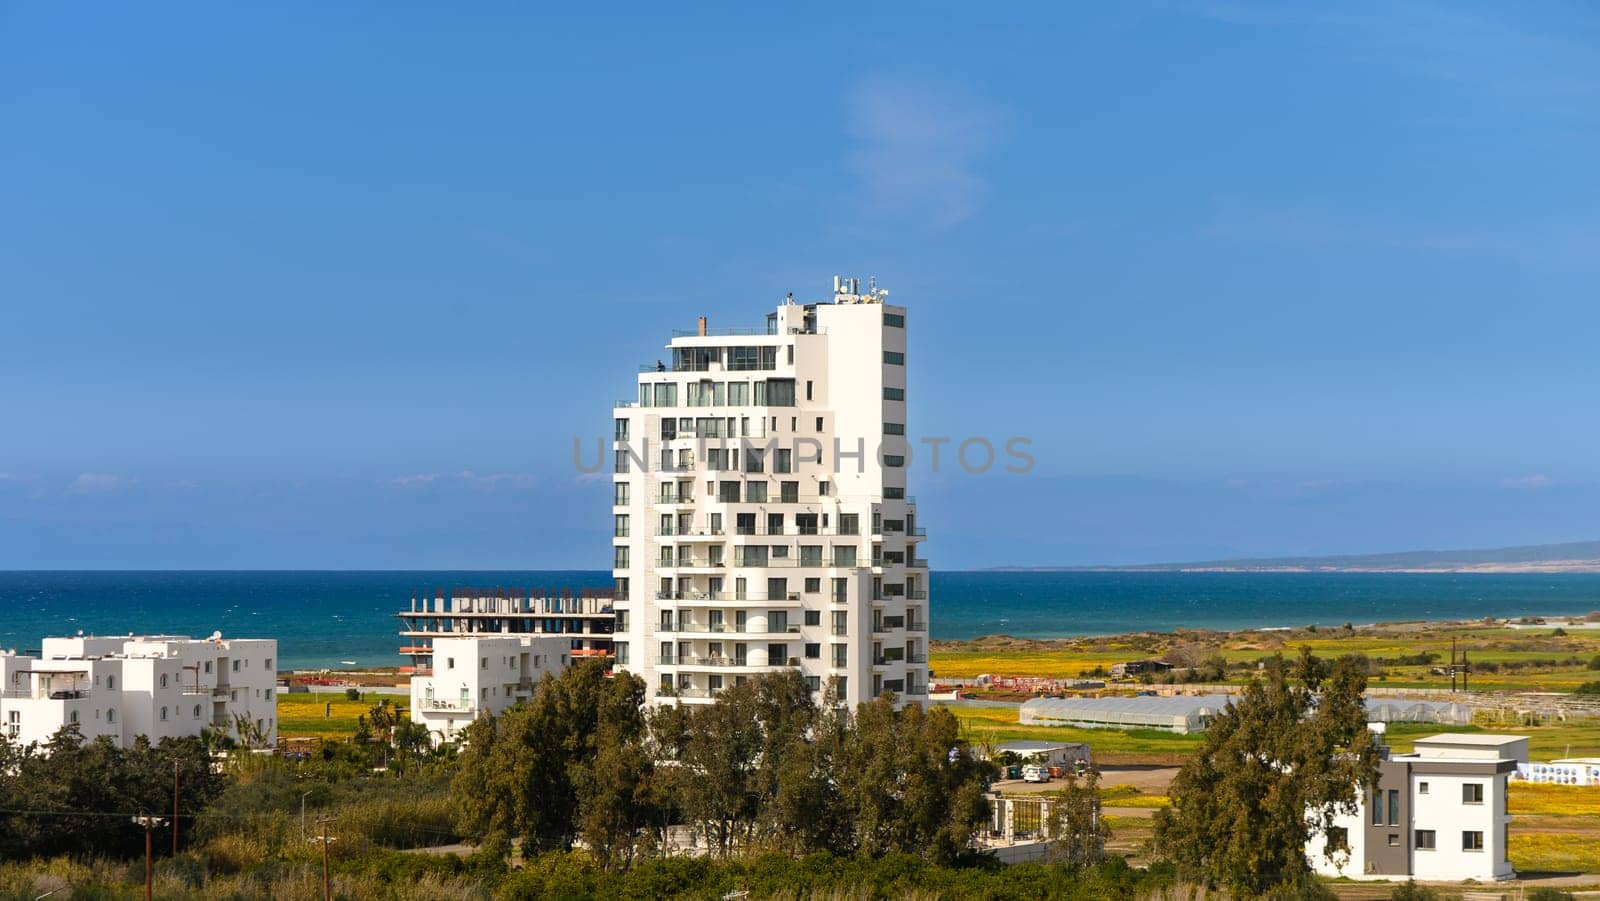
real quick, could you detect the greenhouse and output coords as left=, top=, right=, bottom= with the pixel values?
left=1018, top=694, right=1476, bottom=734
left=1019, top=694, right=1236, bottom=734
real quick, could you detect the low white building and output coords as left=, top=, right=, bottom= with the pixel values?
left=408, top=634, right=576, bottom=743
left=991, top=740, right=1092, bottom=769
left=1, top=634, right=278, bottom=750
left=1309, top=731, right=1526, bottom=882
left=1516, top=758, right=1600, bottom=786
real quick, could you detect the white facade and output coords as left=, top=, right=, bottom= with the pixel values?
left=408, top=634, right=574, bottom=742
left=611, top=278, right=928, bottom=709
left=1, top=635, right=278, bottom=750
left=1309, top=733, right=1526, bottom=882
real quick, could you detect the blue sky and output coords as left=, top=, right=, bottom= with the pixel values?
left=3, top=3, right=1598, bottom=568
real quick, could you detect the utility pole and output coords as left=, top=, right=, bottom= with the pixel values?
left=319, top=817, right=332, bottom=901
left=143, top=815, right=153, bottom=901
left=172, top=759, right=180, bottom=856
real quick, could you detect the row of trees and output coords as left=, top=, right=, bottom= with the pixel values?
left=451, top=662, right=992, bottom=869
left=0, top=729, right=226, bottom=860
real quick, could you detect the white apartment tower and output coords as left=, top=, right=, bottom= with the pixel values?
left=611, top=277, right=928, bottom=708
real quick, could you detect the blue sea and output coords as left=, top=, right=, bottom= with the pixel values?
left=2, top=571, right=1599, bottom=671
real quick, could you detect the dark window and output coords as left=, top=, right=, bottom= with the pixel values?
left=883, top=387, right=904, bottom=401
left=884, top=351, right=904, bottom=365
left=884, top=312, right=905, bottom=328
left=805, top=643, right=821, bottom=659
left=1415, top=830, right=1435, bottom=850
left=804, top=610, right=820, bottom=626
left=1462, top=831, right=1483, bottom=851
left=1463, top=783, right=1484, bottom=804
left=1387, top=789, right=1399, bottom=825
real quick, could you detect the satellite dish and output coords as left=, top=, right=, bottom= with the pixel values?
left=209, top=630, right=223, bottom=641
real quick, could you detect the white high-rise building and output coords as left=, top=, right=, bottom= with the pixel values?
left=1, top=634, right=279, bottom=750
left=610, top=277, right=928, bottom=708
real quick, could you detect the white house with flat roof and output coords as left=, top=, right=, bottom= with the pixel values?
left=1, top=634, right=278, bottom=750
left=408, top=634, right=574, bottom=743
left=1308, top=731, right=1526, bottom=882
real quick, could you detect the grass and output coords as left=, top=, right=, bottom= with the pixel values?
left=1508, top=831, right=1600, bottom=874
left=931, top=621, right=1600, bottom=693
left=1510, top=783, right=1600, bottom=816
left=277, top=692, right=377, bottom=739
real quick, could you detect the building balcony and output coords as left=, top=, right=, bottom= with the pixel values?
left=3, top=688, right=93, bottom=700
left=907, top=653, right=927, bottom=665
left=906, top=620, right=927, bottom=632
left=656, top=591, right=804, bottom=606
left=907, top=590, right=928, bottom=601
left=417, top=699, right=476, bottom=714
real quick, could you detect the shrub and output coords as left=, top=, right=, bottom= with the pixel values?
left=1574, top=682, right=1600, bottom=696
left=1527, top=890, right=1576, bottom=901
left=345, top=687, right=362, bottom=701
left=1389, top=880, right=1440, bottom=900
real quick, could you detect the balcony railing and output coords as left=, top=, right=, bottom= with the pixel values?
left=906, top=620, right=927, bottom=632
left=419, top=699, right=475, bottom=713
left=907, top=590, right=928, bottom=600
left=656, top=591, right=804, bottom=603
left=907, top=653, right=927, bottom=664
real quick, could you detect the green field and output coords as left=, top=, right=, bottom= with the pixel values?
left=931, top=621, right=1600, bottom=693
left=276, top=692, right=380, bottom=739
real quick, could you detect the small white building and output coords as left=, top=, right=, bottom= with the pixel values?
left=408, top=634, right=576, bottom=743
left=1309, top=732, right=1527, bottom=882
left=992, top=740, right=1092, bottom=769
left=1, top=634, right=278, bottom=750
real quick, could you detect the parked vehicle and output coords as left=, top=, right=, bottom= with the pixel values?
left=1022, top=764, right=1050, bottom=783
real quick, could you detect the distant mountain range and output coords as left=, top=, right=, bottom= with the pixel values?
left=999, top=540, right=1600, bottom=573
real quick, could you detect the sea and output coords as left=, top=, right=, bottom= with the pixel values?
left=3, top=570, right=1599, bottom=671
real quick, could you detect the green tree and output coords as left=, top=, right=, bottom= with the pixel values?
left=1046, top=769, right=1110, bottom=867
left=1154, top=649, right=1380, bottom=897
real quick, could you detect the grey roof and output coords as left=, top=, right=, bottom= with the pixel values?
left=1020, top=694, right=1236, bottom=728
left=995, top=740, right=1088, bottom=752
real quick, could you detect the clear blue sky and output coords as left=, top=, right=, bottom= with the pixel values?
left=3, top=3, right=1597, bottom=568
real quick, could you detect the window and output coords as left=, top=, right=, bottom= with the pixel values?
left=885, top=486, right=904, bottom=499
left=614, top=546, right=630, bottom=568
left=745, top=449, right=765, bottom=473
left=720, top=481, right=741, bottom=502
left=832, top=644, right=848, bottom=667
left=614, top=418, right=630, bottom=441
left=193, top=705, right=201, bottom=718
left=107, top=675, right=116, bottom=689
left=804, top=577, right=821, bottom=592
left=815, top=417, right=823, bottom=432
left=107, top=709, right=116, bottom=724
left=1326, top=827, right=1348, bottom=854
left=758, top=378, right=796, bottom=406
left=615, top=449, right=632, bottom=473
left=481, top=657, right=488, bottom=669
left=1463, top=783, right=1484, bottom=804
left=160, top=707, right=169, bottom=721
left=832, top=611, right=848, bottom=635
left=1462, top=831, right=1484, bottom=851
left=884, top=351, right=904, bottom=365
left=884, top=312, right=905, bottom=328
left=1415, top=829, right=1435, bottom=850
left=746, top=481, right=767, bottom=503
left=265, top=657, right=273, bottom=671
left=614, top=642, right=629, bottom=665
left=805, top=380, right=813, bottom=401
left=775, top=449, right=793, bottom=473
left=1371, top=792, right=1383, bottom=826
left=832, top=578, right=848, bottom=602
left=834, top=546, right=857, bottom=567
left=884, top=422, right=905, bottom=435
left=232, top=659, right=241, bottom=672
left=1387, top=833, right=1399, bottom=847
left=653, top=384, right=678, bottom=407
left=768, top=643, right=789, bottom=665
left=781, top=481, right=799, bottom=503
left=1418, top=781, right=1429, bottom=795
left=446, top=657, right=455, bottom=670
left=613, top=482, right=630, bottom=506
left=805, top=643, right=821, bottom=659
left=884, top=455, right=905, bottom=467
left=804, top=610, right=821, bottom=627
left=737, top=512, right=757, bottom=535
left=883, top=387, right=905, bottom=401
left=1387, top=789, right=1399, bottom=825
left=839, top=514, right=859, bottom=535
left=805, top=675, right=821, bottom=692
left=614, top=514, right=630, bottom=537
left=800, top=545, right=823, bottom=566
left=160, top=674, right=168, bottom=689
